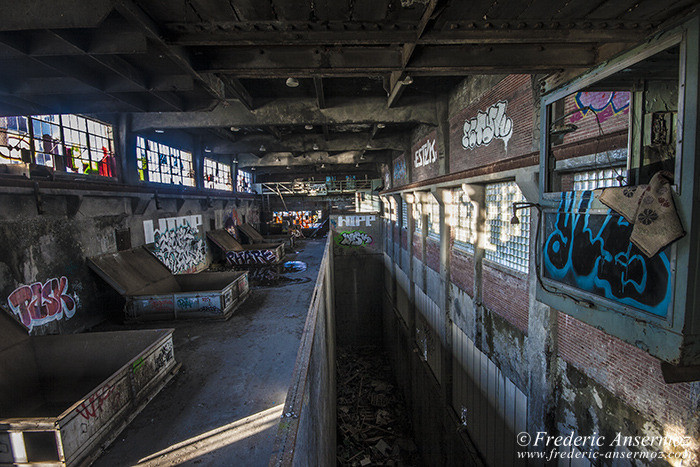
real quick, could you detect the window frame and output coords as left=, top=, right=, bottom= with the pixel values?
left=483, top=181, right=530, bottom=274
left=136, top=136, right=195, bottom=187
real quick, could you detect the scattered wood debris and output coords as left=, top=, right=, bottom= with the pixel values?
left=337, top=346, right=421, bottom=466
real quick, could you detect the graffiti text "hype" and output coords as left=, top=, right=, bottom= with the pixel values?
left=462, top=101, right=514, bottom=151
left=7, top=277, right=77, bottom=331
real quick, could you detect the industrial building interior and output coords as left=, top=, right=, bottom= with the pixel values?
left=0, top=0, right=699, bottom=466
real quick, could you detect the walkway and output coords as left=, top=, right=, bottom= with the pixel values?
left=94, top=239, right=326, bottom=467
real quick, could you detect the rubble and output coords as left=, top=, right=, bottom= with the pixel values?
left=337, top=346, right=422, bottom=466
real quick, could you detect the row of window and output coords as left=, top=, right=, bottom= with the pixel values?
left=387, top=181, right=530, bottom=274
left=0, top=114, right=253, bottom=193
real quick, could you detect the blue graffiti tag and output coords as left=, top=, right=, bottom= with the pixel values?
left=543, top=191, right=671, bottom=317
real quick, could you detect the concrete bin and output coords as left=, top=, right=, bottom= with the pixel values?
left=0, top=312, right=179, bottom=466
left=88, top=246, right=250, bottom=321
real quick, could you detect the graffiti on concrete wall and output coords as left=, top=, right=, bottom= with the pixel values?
left=337, top=230, right=373, bottom=247
left=414, top=138, right=437, bottom=168
left=570, top=91, right=630, bottom=124
left=7, top=277, right=78, bottom=331
left=462, top=100, right=514, bottom=151
left=336, top=215, right=376, bottom=228
left=226, top=249, right=277, bottom=265
left=543, top=191, right=672, bottom=317
left=77, top=382, right=119, bottom=422
left=144, top=215, right=205, bottom=274
left=224, top=209, right=241, bottom=240
left=393, top=154, right=407, bottom=184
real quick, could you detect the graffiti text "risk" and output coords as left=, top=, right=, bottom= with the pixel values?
left=7, top=277, right=77, bottom=331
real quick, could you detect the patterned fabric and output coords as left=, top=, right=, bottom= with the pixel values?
left=599, top=171, right=684, bottom=257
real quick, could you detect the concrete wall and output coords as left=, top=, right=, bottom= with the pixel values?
left=380, top=71, right=700, bottom=465
left=0, top=188, right=259, bottom=335
left=269, top=238, right=336, bottom=467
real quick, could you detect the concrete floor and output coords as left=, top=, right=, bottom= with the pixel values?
left=94, top=239, right=326, bottom=467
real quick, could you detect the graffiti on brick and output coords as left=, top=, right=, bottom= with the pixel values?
left=570, top=91, right=630, bottom=124
left=393, top=154, right=407, bottom=184
left=7, top=277, right=77, bottom=331
left=144, top=215, right=205, bottom=274
left=337, top=230, right=373, bottom=247
left=414, top=138, right=437, bottom=168
left=226, top=249, right=277, bottom=265
left=543, top=191, right=672, bottom=317
left=462, top=100, right=513, bottom=151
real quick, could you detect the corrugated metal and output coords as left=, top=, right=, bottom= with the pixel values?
left=451, top=324, right=528, bottom=466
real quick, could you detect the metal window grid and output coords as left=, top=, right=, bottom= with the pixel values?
left=572, top=167, right=623, bottom=191
left=401, top=200, right=408, bottom=229
left=236, top=170, right=253, bottom=193
left=451, top=189, right=475, bottom=252
left=484, top=181, right=530, bottom=273
left=427, top=196, right=440, bottom=239
left=203, top=158, right=233, bottom=191
left=1, top=114, right=115, bottom=176
left=136, top=137, right=195, bottom=187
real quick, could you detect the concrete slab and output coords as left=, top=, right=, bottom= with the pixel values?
left=92, top=239, right=327, bottom=467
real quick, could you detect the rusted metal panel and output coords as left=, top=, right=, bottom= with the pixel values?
left=0, top=310, right=177, bottom=466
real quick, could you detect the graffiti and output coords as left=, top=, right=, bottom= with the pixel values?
left=570, top=91, right=630, bottom=124
left=176, top=297, right=195, bottom=309
left=238, top=275, right=249, bottom=295
left=414, top=138, right=437, bottom=168
left=142, top=299, right=173, bottom=312
left=7, top=277, right=77, bottom=331
left=336, top=215, right=376, bottom=227
left=154, top=224, right=205, bottom=274
left=154, top=341, right=174, bottom=371
left=77, top=383, right=118, bottom=421
left=226, top=249, right=277, bottom=265
left=132, top=357, right=145, bottom=373
left=462, top=100, right=513, bottom=151
left=337, top=230, right=373, bottom=247
left=543, top=191, right=672, bottom=317
left=393, top=154, right=407, bottom=183
left=224, top=209, right=241, bottom=240
left=144, top=215, right=202, bottom=244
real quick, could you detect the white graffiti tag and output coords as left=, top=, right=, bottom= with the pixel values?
left=154, top=224, right=206, bottom=274
left=338, top=230, right=373, bottom=247
left=462, top=101, right=513, bottom=151
left=414, top=139, right=437, bottom=168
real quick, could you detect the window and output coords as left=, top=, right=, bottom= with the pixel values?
left=401, top=200, right=408, bottom=229
left=484, top=181, right=530, bottom=273
left=136, top=137, right=195, bottom=187
left=427, top=195, right=440, bottom=239
left=203, top=158, right=233, bottom=191
left=0, top=114, right=115, bottom=176
left=236, top=169, right=253, bottom=193
left=272, top=210, right=323, bottom=229
left=572, top=168, right=622, bottom=191
left=413, top=201, right=422, bottom=233
left=451, top=189, right=476, bottom=252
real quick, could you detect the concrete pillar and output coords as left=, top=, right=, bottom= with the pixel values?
left=194, top=137, right=205, bottom=190
left=433, top=187, right=453, bottom=403
left=117, top=114, right=139, bottom=185
left=463, top=184, right=486, bottom=347
left=436, top=96, right=450, bottom=177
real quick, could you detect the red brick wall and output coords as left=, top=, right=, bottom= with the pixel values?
left=450, top=248, right=474, bottom=296
left=449, top=74, right=535, bottom=173
left=561, top=91, right=629, bottom=146
left=426, top=237, right=440, bottom=272
left=558, top=312, right=693, bottom=427
left=482, top=264, right=529, bottom=333
left=412, top=234, right=422, bottom=261
left=411, top=129, right=439, bottom=183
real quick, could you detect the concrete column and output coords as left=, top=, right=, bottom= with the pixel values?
left=436, top=96, right=450, bottom=177
left=402, top=192, right=417, bottom=341
left=117, top=114, right=139, bottom=185
left=463, top=184, right=486, bottom=347
left=433, top=187, right=453, bottom=403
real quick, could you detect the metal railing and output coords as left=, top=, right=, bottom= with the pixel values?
left=261, top=179, right=374, bottom=196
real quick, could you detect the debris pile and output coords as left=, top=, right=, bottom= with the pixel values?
left=337, top=346, right=422, bottom=466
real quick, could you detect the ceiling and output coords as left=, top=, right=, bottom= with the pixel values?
left=0, top=0, right=696, bottom=178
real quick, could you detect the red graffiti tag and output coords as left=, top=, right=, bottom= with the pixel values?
left=7, top=277, right=77, bottom=330
left=77, top=384, right=117, bottom=421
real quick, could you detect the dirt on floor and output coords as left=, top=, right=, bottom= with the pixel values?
left=337, top=346, right=423, bottom=467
